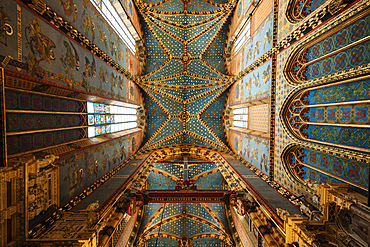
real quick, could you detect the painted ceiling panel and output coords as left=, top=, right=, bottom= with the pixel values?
left=187, top=0, right=221, bottom=12
left=138, top=156, right=231, bottom=244
left=195, top=172, right=223, bottom=190
left=206, top=0, right=226, bottom=3
left=146, top=90, right=183, bottom=115
left=191, top=238, right=223, bottom=246
left=153, top=134, right=186, bottom=148
left=146, top=85, right=186, bottom=101
left=152, top=0, right=184, bottom=12
left=201, top=92, right=226, bottom=141
left=145, top=60, right=184, bottom=80
left=146, top=0, right=166, bottom=4
left=183, top=134, right=219, bottom=149
left=150, top=18, right=187, bottom=41
left=155, top=163, right=183, bottom=177
left=147, top=118, right=183, bottom=146
left=140, top=203, right=163, bottom=232
left=203, top=24, right=228, bottom=74
left=186, top=89, right=224, bottom=115
left=186, top=118, right=222, bottom=146
left=144, top=94, right=167, bottom=143
left=184, top=76, right=222, bottom=85
left=141, top=0, right=230, bottom=150
left=183, top=203, right=224, bottom=229
left=189, top=163, right=218, bottom=177
left=186, top=17, right=222, bottom=40
left=206, top=203, right=231, bottom=234
left=147, top=173, right=177, bottom=190
left=144, top=27, right=169, bottom=74
left=152, top=217, right=220, bottom=237
left=184, top=86, right=222, bottom=101
left=187, top=20, right=226, bottom=56
left=147, top=237, right=179, bottom=247
left=154, top=13, right=220, bottom=25
left=187, top=60, right=224, bottom=79
left=133, top=0, right=238, bottom=243
left=147, top=20, right=184, bottom=57
left=147, top=203, right=182, bottom=228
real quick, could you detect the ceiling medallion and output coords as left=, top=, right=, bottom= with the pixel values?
left=179, top=110, right=190, bottom=122
left=180, top=53, right=190, bottom=64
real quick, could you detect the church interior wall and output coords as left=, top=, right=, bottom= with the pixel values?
left=0, top=0, right=370, bottom=245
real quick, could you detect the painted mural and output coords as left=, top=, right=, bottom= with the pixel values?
left=274, top=0, right=370, bottom=204
left=228, top=13, right=273, bottom=105
left=242, top=134, right=269, bottom=175
left=57, top=131, right=141, bottom=203
left=281, top=78, right=370, bottom=151
left=285, top=0, right=327, bottom=23
left=228, top=129, right=269, bottom=175
left=0, top=0, right=142, bottom=104
left=277, top=0, right=299, bottom=42
left=242, top=12, right=273, bottom=70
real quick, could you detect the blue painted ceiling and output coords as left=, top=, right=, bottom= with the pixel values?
left=137, top=158, right=233, bottom=246
left=134, top=0, right=238, bottom=244
left=138, top=0, right=233, bottom=151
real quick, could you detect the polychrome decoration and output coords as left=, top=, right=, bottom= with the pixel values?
left=282, top=144, right=369, bottom=196
left=280, top=5, right=370, bottom=198
left=285, top=0, right=327, bottom=23
left=282, top=12, right=370, bottom=151
left=137, top=158, right=234, bottom=246
left=285, top=13, right=370, bottom=85
left=136, top=0, right=238, bottom=151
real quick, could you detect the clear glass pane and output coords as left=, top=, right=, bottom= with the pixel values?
left=87, top=102, right=94, bottom=113
left=88, top=127, right=95, bottom=138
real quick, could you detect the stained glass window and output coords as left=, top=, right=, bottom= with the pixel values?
left=234, top=20, right=250, bottom=54
left=90, top=0, right=136, bottom=53
left=87, top=102, right=138, bottom=137
left=233, top=107, right=248, bottom=129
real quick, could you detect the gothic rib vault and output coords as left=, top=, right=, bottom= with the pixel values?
left=132, top=0, right=240, bottom=245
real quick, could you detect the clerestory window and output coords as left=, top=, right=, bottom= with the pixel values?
left=233, top=107, right=248, bottom=128
left=87, top=102, right=137, bottom=138
left=91, top=0, right=136, bottom=53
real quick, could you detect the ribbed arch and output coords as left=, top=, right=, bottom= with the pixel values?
left=284, top=3, right=370, bottom=85
left=281, top=3, right=370, bottom=153
left=281, top=143, right=369, bottom=196
left=285, top=0, right=328, bottom=23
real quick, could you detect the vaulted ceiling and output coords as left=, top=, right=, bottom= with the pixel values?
left=132, top=0, right=238, bottom=244
left=135, top=0, right=237, bottom=151
left=137, top=158, right=233, bottom=246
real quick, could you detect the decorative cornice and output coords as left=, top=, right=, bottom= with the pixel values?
left=18, top=0, right=135, bottom=84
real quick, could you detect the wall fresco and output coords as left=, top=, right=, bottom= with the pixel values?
left=0, top=1, right=142, bottom=104
left=242, top=12, right=273, bottom=70
left=229, top=59, right=272, bottom=105
left=241, top=133, right=270, bottom=175
left=57, top=131, right=142, bottom=203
